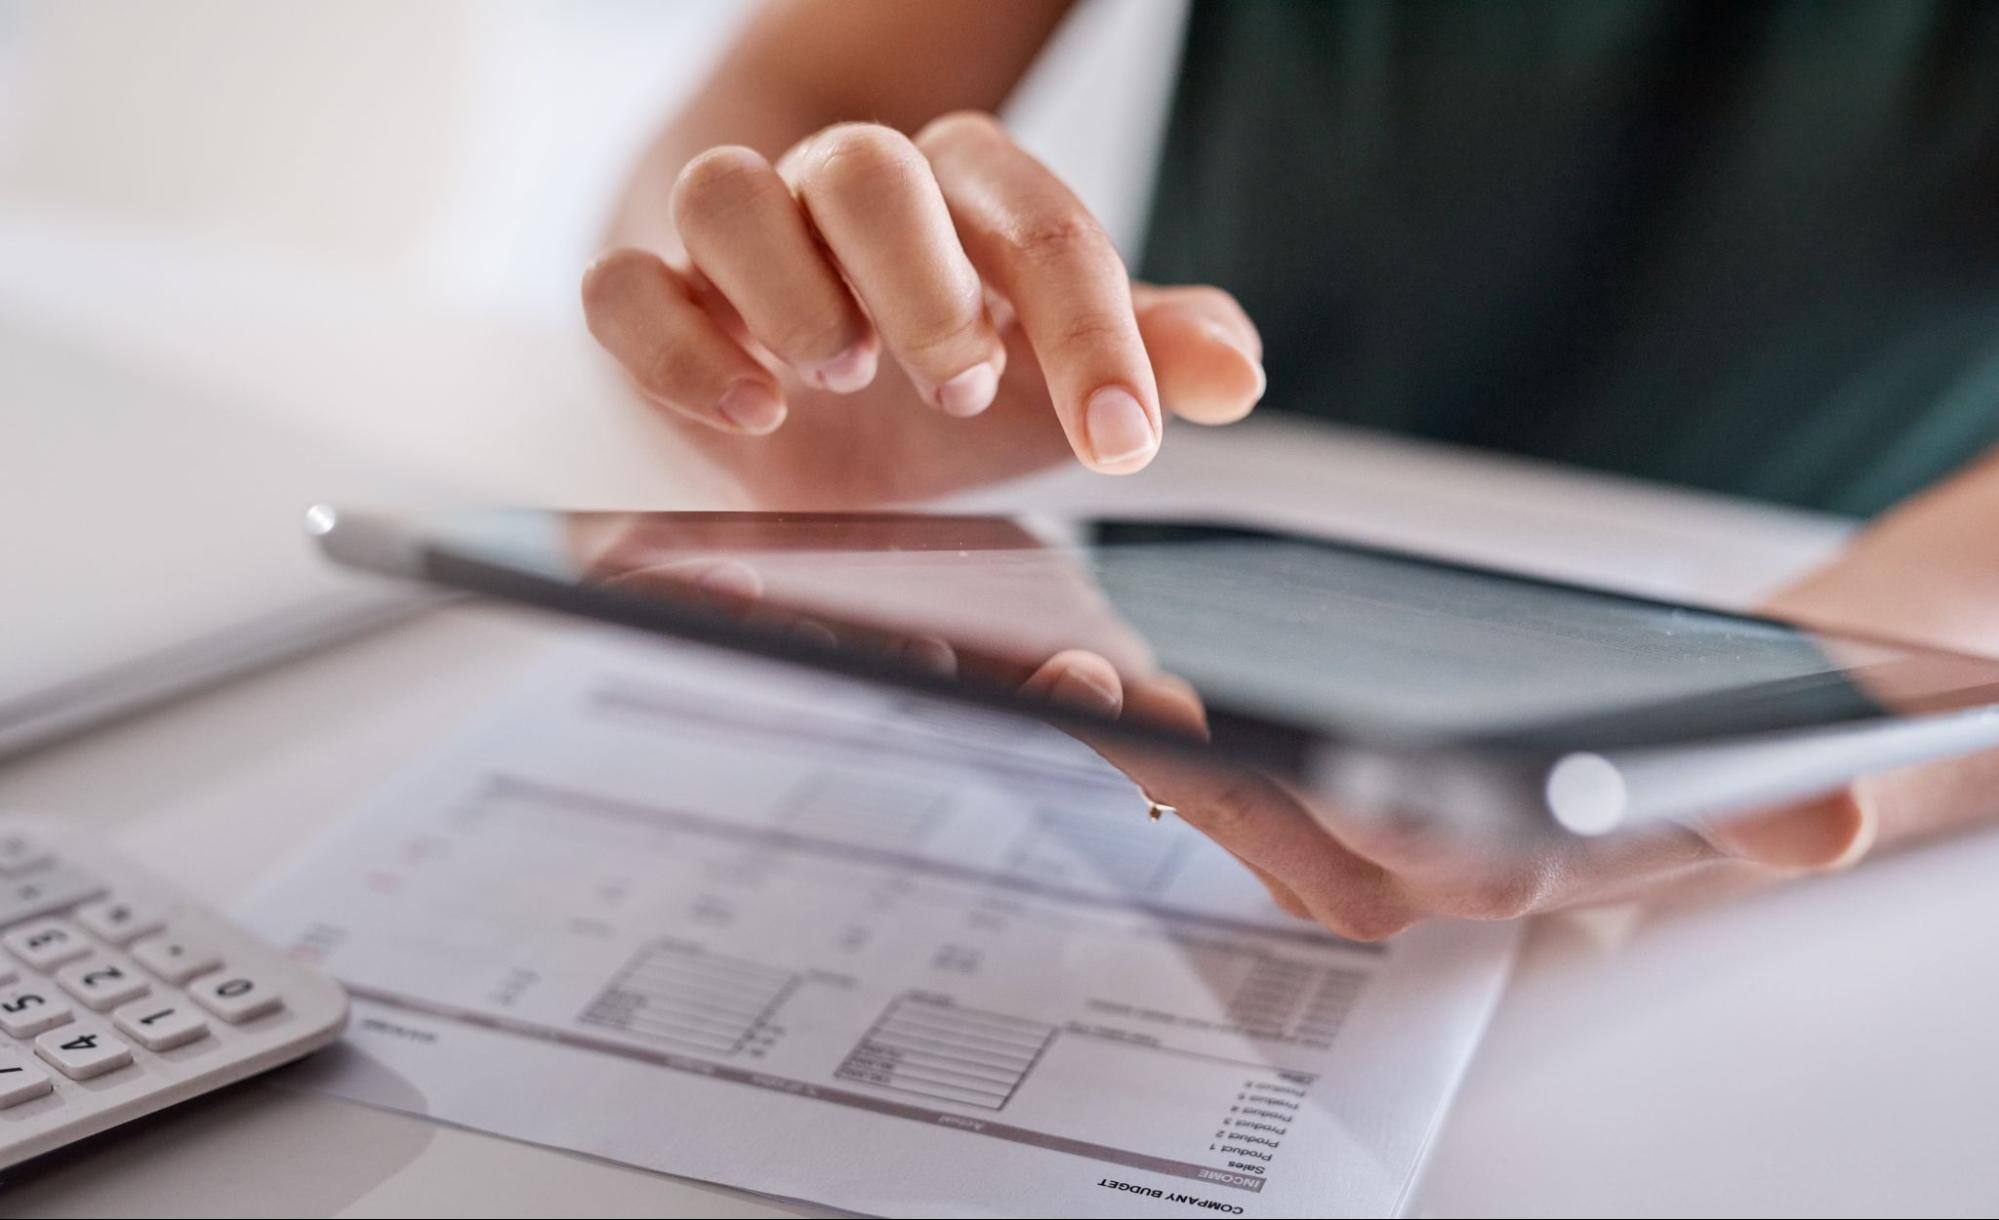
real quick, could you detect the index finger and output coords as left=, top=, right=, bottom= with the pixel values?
left=916, top=113, right=1161, bottom=473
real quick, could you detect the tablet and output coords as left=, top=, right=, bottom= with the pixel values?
left=306, top=506, right=1999, bottom=839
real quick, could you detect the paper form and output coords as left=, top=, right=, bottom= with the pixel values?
left=242, top=633, right=1516, bottom=1217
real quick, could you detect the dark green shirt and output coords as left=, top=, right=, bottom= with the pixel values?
left=1141, top=0, right=1999, bottom=516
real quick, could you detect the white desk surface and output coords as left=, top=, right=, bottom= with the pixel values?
left=7, top=226, right=1998, bottom=1213
left=7, top=429, right=1999, bottom=1218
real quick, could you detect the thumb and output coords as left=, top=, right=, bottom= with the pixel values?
left=1131, top=283, right=1267, bottom=425
left=1695, top=785, right=1879, bottom=871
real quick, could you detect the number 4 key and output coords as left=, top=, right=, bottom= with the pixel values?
left=33, top=1026, right=133, bottom=1080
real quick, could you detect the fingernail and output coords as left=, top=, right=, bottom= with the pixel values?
left=806, top=341, right=877, bottom=394
left=887, top=635, right=958, bottom=676
left=790, top=619, right=839, bottom=649
left=935, top=361, right=999, bottom=417
left=1047, top=665, right=1121, bottom=714
left=716, top=379, right=786, bottom=434
left=1083, top=386, right=1157, bottom=468
left=682, top=559, right=761, bottom=600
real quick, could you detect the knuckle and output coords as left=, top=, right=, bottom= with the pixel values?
left=801, top=123, right=928, bottom=201
left=769, top=311, right=860, bottom=362
left=1186, top=773, right=1274, bottom=843
left=1459, top=870, right=1548, bottom=921
left=1329, top=810, right=1441, bottom=871
left=891, top=282, right=989, bottom=362
left=1002, top=208, right=1114, bottom=269
left=636, top=332, right=715, bottom=402
left=1047, top=307, right=1130, bottom=360
left=671, top=145, right=780, bottom=232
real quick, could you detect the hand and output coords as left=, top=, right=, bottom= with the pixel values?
left=1034, top=651, right=1734, bottom=940
left=581, top=114, right=1265, bottom=508
left=1057, top=463, right=1999, bottom=937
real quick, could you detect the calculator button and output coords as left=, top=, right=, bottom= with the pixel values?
left=113, top=998, right=209, bottom=1051
left=0, top=834, right=53, bottom=878
left=57, top=955, right=150, bottom=1012
left=187, top=972, right=283, bottom=1024
left=0, top=868, right=104, bottom=929
left=130, top=934, right=222, bottom=985
left=0, top=986, right=74, bottom=1037
left=0, top=1052, right=53, bottom=1108
left=3, top=917, right=91, bottom=970
left=0, top=962, right=15, bottom=988
left=34, top=1025, right=133, bottom=1080
left=75, top=897, right=166, bottom=947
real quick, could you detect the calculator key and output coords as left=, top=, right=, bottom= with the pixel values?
left=0, top=868, right=104, bottom=930
left=187, top=972, right=283, bottom=1024
left=113, top=998, right=209, bottom=1051
left=0, top=1052, right=53, bottom=1108
left=75, top=897, right=166, bottom=947
left=0, top=986, right=74, bottom=1037
left=34, top=1025, right=133, bottom=1080
left=130, top=934, right=222, bottom=985
left=0, top=962, right=15, bottom=988
left=3, top=917, right=91, bottom=970
left=57, top=955, right=149, bottom=1012
left=0, top=834, right=53, bottom=878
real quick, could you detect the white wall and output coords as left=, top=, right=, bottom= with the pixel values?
left=0, top=0, right=1186, bottom=324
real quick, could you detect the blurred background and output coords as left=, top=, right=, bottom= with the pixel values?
left=0, top=0, right=1182, bottom=321
left=0, top=1, right=765, bottom=320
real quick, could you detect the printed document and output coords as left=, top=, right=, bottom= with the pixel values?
left=244, top=634, right=1516, bottom=1216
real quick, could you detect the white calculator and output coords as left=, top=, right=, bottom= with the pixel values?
left=0, top=815, right=348, bottom=1171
